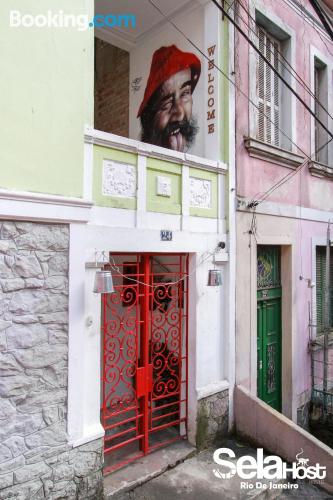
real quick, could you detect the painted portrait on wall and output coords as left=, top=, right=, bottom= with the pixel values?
left=137, top=45, right=201, bottom=153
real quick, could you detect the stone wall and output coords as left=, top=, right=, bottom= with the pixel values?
left=296, top=389, right=311, bottom=430
left=196, top=389, right=229, bottom=449
left=297, top=401, right=310, bottom=430
left=0, top=221, right=103, bottom=499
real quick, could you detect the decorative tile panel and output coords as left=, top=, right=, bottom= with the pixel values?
left=189, top=177, right=212, bottom=209
left=146, top=157, right=181, bottom=215
left=156, top=176, right=172, bottom=197
left=102, top=160, right=136, bottom=198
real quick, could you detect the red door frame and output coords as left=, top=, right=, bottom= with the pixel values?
left=101, top=253, right=189, bottom=474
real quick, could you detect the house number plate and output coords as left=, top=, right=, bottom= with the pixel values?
left=160, top=230, right=172, bottom=241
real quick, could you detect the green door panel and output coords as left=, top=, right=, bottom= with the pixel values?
left=257, top=246, right=282, bottom=412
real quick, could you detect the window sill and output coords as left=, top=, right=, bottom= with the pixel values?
left=308, top=161, right=333, bottom=180
left=244, top=137, right=305, bottom=169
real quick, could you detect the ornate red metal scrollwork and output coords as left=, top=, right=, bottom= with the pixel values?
left=101, top=254, right=189, bottom=474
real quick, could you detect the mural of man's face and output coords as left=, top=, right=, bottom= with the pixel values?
left=153, top=69, right=192, bottom=151
left=141, top=68, right=198, bottom=152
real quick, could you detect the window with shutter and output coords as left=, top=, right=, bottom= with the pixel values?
left=314, top=59, right=328, bottom=165
left=314, top=65, right=320, bottom=162
left=256, top=26, right=280, bottom=147
left=316, top=246, right=333, bottom=335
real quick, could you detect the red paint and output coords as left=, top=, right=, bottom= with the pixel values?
left=102, top=253, right=189, bottom=473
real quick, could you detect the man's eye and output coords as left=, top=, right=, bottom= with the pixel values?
left=181, top=88, right=191, bottom=98
left=160, top=100, right=172, bottom=111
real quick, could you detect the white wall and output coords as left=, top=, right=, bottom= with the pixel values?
left=66, top=220, right=229, bottom=446
left=129, top=5, right=205, bottom=156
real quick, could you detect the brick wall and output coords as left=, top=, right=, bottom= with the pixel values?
left=94, top=38, right=129, bottom=137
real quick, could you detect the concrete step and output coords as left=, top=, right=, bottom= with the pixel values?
left=103, top=440, right=196, bottom=498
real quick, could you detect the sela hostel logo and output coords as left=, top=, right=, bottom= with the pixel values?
left=212, top=447, right=326, bottom=491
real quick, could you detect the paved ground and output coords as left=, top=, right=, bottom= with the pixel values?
left=112, top=439, right=332, bottom=500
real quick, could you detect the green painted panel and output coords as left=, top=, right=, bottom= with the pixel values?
left=146, top=157, right=182, bottom=175
left=257, top=246, right=282, bottom=412
left=257, top=297, right=282, bottom=412
left=0, top=1, right=94, bottom=198
left=146, top=158, right=181, bottom=215
left=189, top=168, right=218, bottom=218
left=93, top=145, right=137, bottom=209
left=316, top=246, right=333, bottom=334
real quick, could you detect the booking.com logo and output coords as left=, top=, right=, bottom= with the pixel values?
left=89, top=14, right=136, bottom=28
left=9, top=11, right=136, bottom=31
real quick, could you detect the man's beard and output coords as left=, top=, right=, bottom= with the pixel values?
left=141, top=117, right=199, bottom=152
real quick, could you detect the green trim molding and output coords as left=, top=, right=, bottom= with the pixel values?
left=146, top=157, right=182, bottom=215
left=189, top=168, right=218, bottom=218
left=93, top=145, right=137, bottom=209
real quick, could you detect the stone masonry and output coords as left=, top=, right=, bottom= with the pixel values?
left=196, top=389, right=229, bottom=449
left=0, top=221, right=103, bottom=499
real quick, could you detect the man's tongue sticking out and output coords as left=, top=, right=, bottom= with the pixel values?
left=169, top=132, right=184, bottom=152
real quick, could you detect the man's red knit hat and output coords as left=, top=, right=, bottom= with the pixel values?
left=137, top=45, right=201, bottom=118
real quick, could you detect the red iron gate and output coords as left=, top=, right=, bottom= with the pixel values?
left=101, top=253, right=189, bottom=473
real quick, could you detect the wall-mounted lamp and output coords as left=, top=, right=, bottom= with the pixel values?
left=92, top=250, right=115, bottom=294
left=208, top=269, right=222, bottom=286
left=93, top=270, right=115, bottom=294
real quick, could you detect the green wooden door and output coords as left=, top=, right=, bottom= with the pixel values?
left=257, top=246, right=282, bottom=411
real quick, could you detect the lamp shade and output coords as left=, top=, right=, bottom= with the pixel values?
left=208, top=269, right=222, bottom=286
left=93, top=270, right=115, bottom=294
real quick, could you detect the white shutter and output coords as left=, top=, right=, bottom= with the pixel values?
left=314, top=65, right=320, bottom=161
left=256, top=26, right=280, bottom=147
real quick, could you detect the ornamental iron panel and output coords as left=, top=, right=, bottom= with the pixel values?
left=267, top=344, right=277, bottom=394
left=101, top=253, right=189, bottom=474
left=257, top=246, right=281, bottom=290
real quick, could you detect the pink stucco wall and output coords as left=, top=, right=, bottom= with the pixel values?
left=235, top=385, right=333, bottom=493
left=235, top=0, right=333, bottom=211
left=235, top=0, right=333, bottom=414
left=296, top=220, right=323, bottom=397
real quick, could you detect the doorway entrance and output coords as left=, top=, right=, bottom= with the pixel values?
left=101, top=253, right=189, bottom=474
left=257, top=246, right=282, bottom=411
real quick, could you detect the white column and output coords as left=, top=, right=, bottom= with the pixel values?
left=217, top=172, right=224, bottom=233
left=67, top=223, right=86, bottom=444
left=68, top=224, right=104, bottom=446
left=83, top=129, right=93, bottom=200
left=81, top=265, right=105, bottom=445
left=182, top=164, right=190, bottom=231
left=136, top=153, right=147, bottom=228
